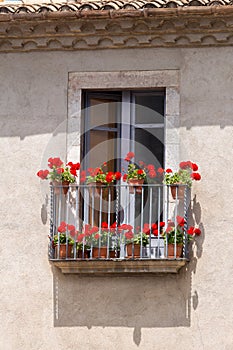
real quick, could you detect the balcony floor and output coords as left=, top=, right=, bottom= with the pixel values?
left=51, top=259, right=188, bottom=275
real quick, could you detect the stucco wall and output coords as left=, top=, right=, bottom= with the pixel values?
left=1, top=47, right=233, bottom=350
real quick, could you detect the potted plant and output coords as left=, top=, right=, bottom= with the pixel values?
left=86, top=166, right=121, bottom=196
left=121, top=224, right=149, bottom=258
left=163, top=216, right=201, bottom=258
left=37, top=157, right=80, bottom=195
left=163, top=161, right=201, bottom=200
left=76, top=232, right=90, bottom=259
left=52, top=221, right=75, bottom=259
left=123, top=152, right=146, bottom=194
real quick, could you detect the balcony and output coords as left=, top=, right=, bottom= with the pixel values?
left=49, top=183, right=190, bottom=274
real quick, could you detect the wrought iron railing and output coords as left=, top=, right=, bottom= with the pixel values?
left=49, top=183, right=189, bottom=261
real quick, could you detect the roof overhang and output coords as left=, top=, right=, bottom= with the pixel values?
left=1, top=2, right=233, bottom=52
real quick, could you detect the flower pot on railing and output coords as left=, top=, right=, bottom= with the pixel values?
left=92, top=247, right=108, bottom=258
left=55, top=244, right=73, bottom=259
left=77, top=249, right=90, bottom=259
left=62, top=180, right=70, bottom=195
left=87, top=182, right=106, bottom=197
left=51, top=181, right=62, bottom=195
left=170, top=184, right=185, bottom=200
left=127, top=179, right=144, bottom=194
left=126, top=243, right=141, bottom=258
left=167, top=243, right=183, bottom=258
left=109, top=249, right=120, bottom=258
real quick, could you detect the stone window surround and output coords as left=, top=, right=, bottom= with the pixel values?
left=67, top=70, right=180, bottom=169
left=56, top=70, right=183, bottom=274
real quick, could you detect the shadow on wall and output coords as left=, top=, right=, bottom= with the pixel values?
left=52, top=265, right=193, bottom=332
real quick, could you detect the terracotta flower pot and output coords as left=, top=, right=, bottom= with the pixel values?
left=62, top=181, right=70, bottom=195
left=77, top=249, right=90, bottom=259
left=88, top=182, right=106, bottom=197
left=128, top=179, right=144, bottom=194
left=167, top=243, right=183, bottom=258
left=51, top=181, right=62, bottom=195
left=126, top=243, right=141, bottom=258
left=170, top=184, right=185, bottom=200
left=92, top=247, right=108, bottom=258
left=109, top=250, right=120, bottom=258
left=55, top=244, right=73, bottom=259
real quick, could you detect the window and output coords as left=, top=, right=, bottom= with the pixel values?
left=81, top=90, right=165, bottom=228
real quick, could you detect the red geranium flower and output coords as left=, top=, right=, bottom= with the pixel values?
left=137, top=169, right=144, bottom=175
left=147, top=164, right=155, bottom=171
left=115, top=172, right=121, bottom=181
left=191, top=173, right=201, bottom=181
left=123, top=174, right=127, bottom=182
left=157, top=167, right=164, bottom=175
left=101, top=222, right=109, bottom=229
left=89, top=226, right=99, bottom=234
left=166, top=168, right=172, bottom=173
left=153, top=229, right=159, bottom=236
left=106, top=172, right=114, bottom=183
left=56, top=167, right=64, bottom=175
left=166, top=226, right=173, bottom=233
left=83, top=224, right=91, bottom=235
left=143, top=223, right=150, bottom=234
left=58, top=221, right=67, bottom=233
left=125, top=231, right=134, bottom=240
left=151, top=223, right=158, bottom=230
left=191, top=163, right=198, bottom=171
left=37, top=170, right=49, bottom=180
left=194, top=228, right=201, bottom=235
left=124, top=152, right=135, bottom=162
left=179, top=161, right=192, bottom=169
left=77, top=233, right=85, bottom=242
left=160, top=222, right=165, bottom=228
left=176, top=215, right=185, bottom=227
left=148, top=170, right=156, bottom=178
left=187, top=226, right=195, bottom=235
left=48, top=157, right=63, bottom=169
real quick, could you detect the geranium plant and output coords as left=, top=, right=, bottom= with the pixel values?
left=86, top=166, right=121, bottom=185
left=119, top=224, right=149, bottom=246
left=163, top=216, right=201, bottom=244
left=52, top=221, right=75, bottom=246
left=123, top=152, right=146, bottom=181
left=164, top=161, right=201, bottom=187
left=37, top=157, right=80, bottom=184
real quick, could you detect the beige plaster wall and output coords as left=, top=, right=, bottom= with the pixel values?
left=1, top=47, right=233, bottom=350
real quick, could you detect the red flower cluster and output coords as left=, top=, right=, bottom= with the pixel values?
left=57, top=221, right=76, bottom=237
left=37, top=157, right=80, bottom=183
left=48, top=157, right=63, bottom=169
left=67, top=162, right=80, bottom=176
left=125, top=152, right=135, bottom=162
left=187, top=227, right=201, bottom=235
left=37, top=169, right=49, bottom=180
left=179, top=160, right=201, bottom=180
left=80, top=170, right=86, bottom=183
left=142, top=222, right=165, bottom=236
left=191, top=173, right=201, bottom=181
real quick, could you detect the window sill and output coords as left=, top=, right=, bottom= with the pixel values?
left=50, top=259, right=188, bottom=275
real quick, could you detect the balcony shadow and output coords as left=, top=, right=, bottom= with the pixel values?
left=51, top=260, right=194, bottom=336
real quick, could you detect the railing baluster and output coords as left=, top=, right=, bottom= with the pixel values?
left=149, top=186, right=152, bottom=259
left=157, top=185, right=161, bottom=259
left=140, top=186, right=144, bottom=259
